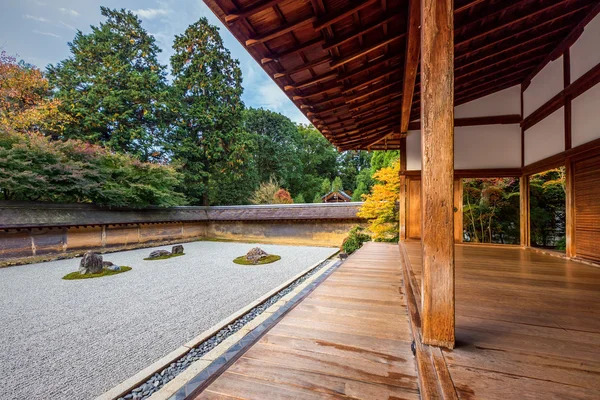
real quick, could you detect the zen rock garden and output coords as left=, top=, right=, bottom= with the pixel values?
left=145, top=245, right=185, bottom=260
left=62, top=251, right=130, bottom=280
left=233, top=247, right=281, bottom=265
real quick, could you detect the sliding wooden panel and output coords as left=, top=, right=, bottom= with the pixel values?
left=573, top=154, right=600, bottom=263
left=454, top=179, right=463, bottom=243
left=407, top=178, right=421, bottom=239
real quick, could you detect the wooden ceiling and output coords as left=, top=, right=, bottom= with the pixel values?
left=203, top=0, right=598, bottom=150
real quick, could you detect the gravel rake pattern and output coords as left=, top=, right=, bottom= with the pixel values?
left=0, top=241, right=336, bottom=400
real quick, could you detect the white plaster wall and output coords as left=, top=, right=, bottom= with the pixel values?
left=404, top=125, right=521, bottom=171
left=523, top=56, right=563, bottom=117
left=454, top=125, right=521, bottom=169
left=454, top=85, right=521, bottom=118
left=571, top=13, right=600, bottom=82
left=524, top=107, right=565, bottom=165
left=406, top=130, right=421, bottom=170
left=572, top=83, right=600, bottom=147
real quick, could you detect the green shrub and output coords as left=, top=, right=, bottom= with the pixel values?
left=342, top=226, right=371, bottom=254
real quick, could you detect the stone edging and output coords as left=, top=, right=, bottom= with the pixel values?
left=159, top=258, right=341, bottom=400
left=97, top=256, right=338, bottom=400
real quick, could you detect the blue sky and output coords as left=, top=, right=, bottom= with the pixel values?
left=0, top=0, right=309, bottom=124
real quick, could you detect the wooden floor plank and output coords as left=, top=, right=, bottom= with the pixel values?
left=403, top=241, right=600, bottom=399
left=194, top=243, right=418, bottom=400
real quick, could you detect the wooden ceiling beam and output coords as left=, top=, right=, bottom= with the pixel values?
left=523, top=1, right=600, bottom=88
left=261, top=38, right=324, bottom=64
left=246, top=17, right=316, bottom=47
left=455, top=56, right=544, bottom=84
left=337, top=54, right=402, bottom=82
left=292, top=85, right=341, bottom=100
left=341, top=67, right=401, bottom=94
left=456, top=42, right=555, bottom=74
left=323, top=13, right=403, bottom=50
left=352, top=99, right=403, bottom=119
left=455, top=8, right=586, bottom=59
left=273, top=56, right=332, bottom=79
left=330, top=36, right=404, bottom=69
left=455, top=0, right=486, bottom=14
left=225, top=0, right=286, bottom=24
left=349, top=91, right=403, bottom=112
left=456, top=26, right=571, bottom=72
left=285, top=72, right=338, bottom=91
left=400, top=0, right=420, bottom=134
left=314, top=0, right=379, bottom=31
left=456, top=0, right=574, bottom=46
left=346, top=80, right=402, bottom=103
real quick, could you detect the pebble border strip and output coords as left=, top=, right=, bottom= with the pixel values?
left=118, top=258, right=338, bottom=400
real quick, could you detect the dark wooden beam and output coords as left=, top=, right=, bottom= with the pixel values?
left=260, top=39, right=324, bottom=64
left=273, top=57, right=332, bottom=79
left=420, top=0, right=455, bottom=349
left=523, top=1, right=600, bottom=88
left=246, top=17, right=316, bottom=47
left=323, top=13, right=403, bottom=50
left=455, top=0, right=574, bottom=46
left=330, top=36, right=403, bottom=69
left=346, top=80, right=402, bottom=103
left=284, top=72, right=337, bottom=91
left=313, top=0, right=378, bottom=31
left=401, top=0, right=420, bottom=134
left=336, top=54, right=403, bottom=82
left=225, top=0, right=286, bottom=24
left=341, top=68, right=401, bottom=94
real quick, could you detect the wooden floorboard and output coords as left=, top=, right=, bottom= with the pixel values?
left=194, top=242, right=419, bottom=400
left=403, top=241, right=600, bottom=399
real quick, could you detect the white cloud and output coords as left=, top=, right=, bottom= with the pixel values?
left=59, top=8, right=79, bottom=17
left=24, top=14, right=50, bottom=22
left=59, top=21, right=76, bottom=31
left=33, top=30, right=60, bottom=38
left=133, top=8, right=170, bottom=20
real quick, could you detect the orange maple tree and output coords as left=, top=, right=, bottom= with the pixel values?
left=0, top=51, right=69, bottom=133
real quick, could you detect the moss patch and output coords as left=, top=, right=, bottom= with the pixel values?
left=63, top=266, right=132, bottom=280
left=144, top=253, right=185, bottom=261
left=233, top=255, right=281, bottom=265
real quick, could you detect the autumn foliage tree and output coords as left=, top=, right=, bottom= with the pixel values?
left=0, top=52, right=68, bottom=134
left=357, top=160, right=400, bottom=241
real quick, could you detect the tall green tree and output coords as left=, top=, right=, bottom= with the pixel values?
left=47, top=7, right=168, bottom=160
left=243, top=108, right=302, bottom=191
left=168, top=18, right=245, bottom=205
left=337, top=150, right=371, bottom=193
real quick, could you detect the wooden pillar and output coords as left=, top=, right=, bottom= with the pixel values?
left=565, top=159, right=575, bottom=257
left=454, top=178, right=463, bottom=243
left=420, top=0, right=455, bottom=348
left=399, top=138, right=408, bottom=241
left=520, top=176, right=530, bottom=247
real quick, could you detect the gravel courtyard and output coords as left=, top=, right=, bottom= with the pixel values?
left=0, top=241, right=336, bottom=400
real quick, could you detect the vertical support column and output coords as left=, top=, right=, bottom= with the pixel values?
left=565, top=159, right=575, bottom=257
left=399, top=138, right=408, bottom=241
left=454, top=178, right=463, bottom=243
left=420, top=0, right=455, bottom=348
left=520, top=176, right=530, bottom=247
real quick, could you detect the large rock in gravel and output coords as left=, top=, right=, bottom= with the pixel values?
left=245, top=247, right=269, bottom=264
left=148, top=250, right=171, bottom=259
left=79, top=252, right=103, bottom=274
left=171, top=245, right=184, bottom=254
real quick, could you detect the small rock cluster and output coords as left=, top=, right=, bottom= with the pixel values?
left=119, top=258, right=336, bottom=400
left=79, top=251, right=120, bottom=274
left=147, top=245, right=184, bottom=259
left=244, top=247, right=269, bottom=264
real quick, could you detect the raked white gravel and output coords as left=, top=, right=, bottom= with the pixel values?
left=0, top=241, right=336, bottom=400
